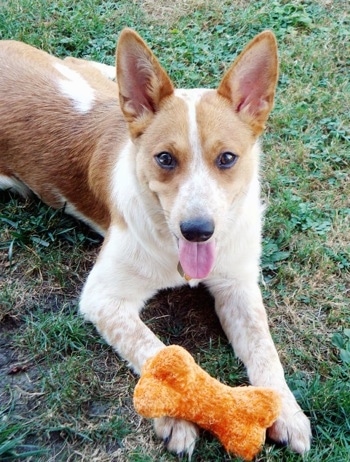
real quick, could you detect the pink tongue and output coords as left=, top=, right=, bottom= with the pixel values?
left=179, top=239, right=216, bottom=279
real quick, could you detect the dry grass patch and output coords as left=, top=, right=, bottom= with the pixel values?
left=139, top=0, right=246, bottom=23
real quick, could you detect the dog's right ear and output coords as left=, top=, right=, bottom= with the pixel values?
left=117, top=28, right=174, bottom=138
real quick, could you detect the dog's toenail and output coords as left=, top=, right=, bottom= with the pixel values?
left=164, top=428, right=173, bottom=447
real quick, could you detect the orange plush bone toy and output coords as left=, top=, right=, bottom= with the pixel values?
left=134, top=345, right=281, bottom=461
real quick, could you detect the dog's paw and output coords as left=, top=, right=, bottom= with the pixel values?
left=268, top=403, right=312, bottom=454
left=154, top=416, right=199, bottom=458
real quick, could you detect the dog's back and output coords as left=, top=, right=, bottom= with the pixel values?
left=0, top=40, right=125, bottom=233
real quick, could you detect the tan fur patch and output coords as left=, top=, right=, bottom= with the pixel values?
left=136, top=95, right=192, bottom=197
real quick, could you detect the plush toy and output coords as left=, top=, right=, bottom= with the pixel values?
left=134, top=345, right=281, bottom=461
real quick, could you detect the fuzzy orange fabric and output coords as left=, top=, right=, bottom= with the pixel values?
left=134, top=345, right=281, bottom=461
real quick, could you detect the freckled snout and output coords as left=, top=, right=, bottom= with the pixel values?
left=180, top=218, right=215, bottom=242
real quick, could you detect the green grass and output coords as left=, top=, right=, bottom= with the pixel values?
left=0, top=0, right=349, bottom=460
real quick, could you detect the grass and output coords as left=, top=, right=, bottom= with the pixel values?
left=0, top=0, right=349, bottom=460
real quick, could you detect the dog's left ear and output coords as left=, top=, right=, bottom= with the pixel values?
left=116, top=28, right=174, bottom=138
left=218, top=31, right=278, bottom=136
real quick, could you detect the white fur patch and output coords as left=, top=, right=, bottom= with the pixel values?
left=0, top=175, right=31, bottom=197
left=54, top=62, right=95, bottom=113
left=111, top=140, right=139, bottom=217
left=175, top=89, right=205, bottom=160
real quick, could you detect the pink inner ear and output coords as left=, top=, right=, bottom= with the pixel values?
left=121, top=54, right=155, bottom=113
left=237, top=91, right=269, bottom=117
left=235, top=56, right=273, bottom=115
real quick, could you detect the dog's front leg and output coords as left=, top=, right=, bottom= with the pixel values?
left=207, top=279, right=312, bottom=454
left=79, top=240, right=198, bottom=457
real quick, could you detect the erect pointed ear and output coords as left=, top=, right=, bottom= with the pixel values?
left=116, top=28, right=174, bottom=138
left=217, top=31, right=278, bottom=136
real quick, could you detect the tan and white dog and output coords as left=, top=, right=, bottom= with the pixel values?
left=0, top=29, right=311, bottom=457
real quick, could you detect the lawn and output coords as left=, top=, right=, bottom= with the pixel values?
left=0, top=0, right=349, bottom=461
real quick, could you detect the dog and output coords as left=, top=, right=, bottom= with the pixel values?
left=0, top=29, right=311, bottom=457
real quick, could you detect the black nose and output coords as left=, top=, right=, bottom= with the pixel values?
left=180, top=218, right=215, bottom=242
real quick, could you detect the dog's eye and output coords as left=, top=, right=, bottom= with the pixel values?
left=155, top=152, right=177, bottom=170
left=216, top=152, right=238, bottom=169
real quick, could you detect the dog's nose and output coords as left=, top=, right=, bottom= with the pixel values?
left=180, top=218, right=215, bottom=242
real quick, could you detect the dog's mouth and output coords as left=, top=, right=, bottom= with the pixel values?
left=178, top=239, right=216, bottom=280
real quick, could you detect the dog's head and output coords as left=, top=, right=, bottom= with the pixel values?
left=116, top=29, right=278, bottom=279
